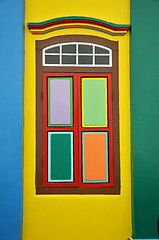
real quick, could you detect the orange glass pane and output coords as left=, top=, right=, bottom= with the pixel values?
left=84, top=133, right=107, bottom=181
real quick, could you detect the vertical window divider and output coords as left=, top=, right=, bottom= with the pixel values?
left=74, top=73, right=80, bottom=185
left=76, top=44, right=78, bottom=65
left=60, top=45, right=62, bottom=65
left=77, top=73, right=82, bottom=185
left=93, top=45, right=95, bottom=65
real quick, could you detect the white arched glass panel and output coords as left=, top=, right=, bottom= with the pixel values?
left=43, top=42, right=112, bottom=67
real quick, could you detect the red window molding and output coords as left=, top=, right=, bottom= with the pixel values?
left=43, top=72, right=114, bottom=188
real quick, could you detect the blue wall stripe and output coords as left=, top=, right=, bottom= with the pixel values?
left=0, top=0, right=23, bottom=239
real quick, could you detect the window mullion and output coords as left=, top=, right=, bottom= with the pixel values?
left=93, top=45, right=95, bottom=65
left=60, top=45, right=62, bottom=65
left=76, top=44, right=78, bottom=65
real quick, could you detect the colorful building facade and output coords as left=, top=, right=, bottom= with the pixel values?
left=0, top=0, right=159, bottom=239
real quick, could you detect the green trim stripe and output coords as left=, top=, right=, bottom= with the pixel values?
left=132, top=0, right=159, bottom=238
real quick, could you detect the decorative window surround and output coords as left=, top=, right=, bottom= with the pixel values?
left=36, top=35, right=120, bottom=194
left=28, top=16, right=130, bottom=36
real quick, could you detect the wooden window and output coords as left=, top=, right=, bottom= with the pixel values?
left=36, top=35, right=120, bottom=194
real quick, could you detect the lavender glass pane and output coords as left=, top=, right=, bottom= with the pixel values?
left=50, top=79, right=70, bottom=124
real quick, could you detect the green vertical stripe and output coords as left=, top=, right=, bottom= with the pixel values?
left=132, top=0, right=159, bottom=238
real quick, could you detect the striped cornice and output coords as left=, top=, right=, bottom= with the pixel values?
left=28, top=16, right=130, bottom=36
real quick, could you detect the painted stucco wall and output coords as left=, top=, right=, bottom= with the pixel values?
left=23, top=0, right=131, bottom=239
left=0, top=0, right=23, bottom=240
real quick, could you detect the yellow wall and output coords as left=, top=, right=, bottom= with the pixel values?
left=23, top=1, right=131, bottom=239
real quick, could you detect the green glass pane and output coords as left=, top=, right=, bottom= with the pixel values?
left=48, top=132, right=73, bottom=181
left=83, top=79, right=106, bottom=126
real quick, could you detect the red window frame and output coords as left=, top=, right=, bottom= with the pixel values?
left=42, top=72, right=114, bottom=188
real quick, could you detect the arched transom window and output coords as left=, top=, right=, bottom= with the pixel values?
left=43, top=42, right=112, bottom=67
